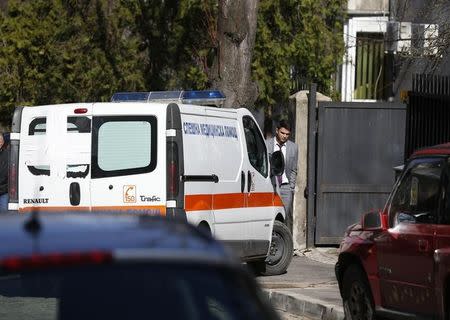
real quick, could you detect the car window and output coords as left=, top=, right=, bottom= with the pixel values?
left=242, top=116, right=268, bottom=177
left=439, top=157, right=450, bottom=224
left=0, top=263, right=276, bottom=320
left=389, top=158, right=444, bottom=226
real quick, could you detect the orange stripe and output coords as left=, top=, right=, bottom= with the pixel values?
left=184, top=194, right=212, bottom=211
left=92, top=205, right=166, bottom=212
left=213, top=193, right=246, bottom=210
left=247, top=192, right=273, bottom=208
left=273, top=194, right=284, bottom=207
left=19, top=205, right=166, bottom=216
left=18, top=193, right=281, bottom=214
left=19, top=206, right=91, bottom=213
left=185, top=192, right=280, bottom=212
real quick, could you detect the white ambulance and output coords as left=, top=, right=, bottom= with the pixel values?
left=8, top=90, right=293, bottom=275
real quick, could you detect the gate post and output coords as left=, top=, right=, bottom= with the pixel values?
left=290, top=84, right=332, bottom=249
left=290, top=90, right=309, bottom=251
left=306, top=84, right=317, bottom=248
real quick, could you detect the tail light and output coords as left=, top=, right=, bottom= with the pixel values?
left=0, top=251, right=112, bottom=271
left=8, top=139, right=19, bottom=205
left=165, top=103, right=185, bottom=219
left=74, top=108, right=88, bottom=114
left=167, top=141, right=179, bottom=198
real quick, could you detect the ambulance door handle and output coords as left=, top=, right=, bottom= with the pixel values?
left=241, top=171, right=245, bottom=193
left=247, top=171, right=252, bottom=193
left=69, top=182, right=80, bottom=206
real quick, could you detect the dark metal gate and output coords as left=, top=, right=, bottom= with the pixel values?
left=307, top=94, right=406, bottom=245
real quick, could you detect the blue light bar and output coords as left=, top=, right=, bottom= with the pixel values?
left=182, top=90, right=225, bottom=100
left=111, top=92, right=150, bottom=102
left=181, top=90, right=225, bottom=107
left=111, top=90, right=226, bottom=107
left=149, top=91, right=183, bottom=100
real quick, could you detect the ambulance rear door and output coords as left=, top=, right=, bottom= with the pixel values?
left=89, top=103, right=165, bottom=215
left=180, top=105, right=214, bottom=228
left=18, top=104, right=92, bottom=212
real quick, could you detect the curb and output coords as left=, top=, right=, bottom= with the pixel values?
left=264, top=290, right=345, bottom=320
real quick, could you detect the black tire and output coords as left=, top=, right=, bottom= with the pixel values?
left=446, top=285, right=450, bottom=320
left=342, top=264, right=375, bottom=320
left=253, top=220, right=293, bottom=276
left=246, top=260, right=264, bottom=276
left=197, top=222, right=212, bottom=237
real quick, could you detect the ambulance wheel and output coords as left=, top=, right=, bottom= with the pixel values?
left=446, top=287, right=450, bottom=320
left=342, top=264, right=375, bottom=320
left=197, top=222, right=212, bottom=237
left=251, top=220, right=293, bottom=276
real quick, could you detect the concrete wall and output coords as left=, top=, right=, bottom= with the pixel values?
left=391, top=0, right=430, bottom=22
left=348, top=0, right=389, bottom=14
left=289, top=91, right=331, bottom=250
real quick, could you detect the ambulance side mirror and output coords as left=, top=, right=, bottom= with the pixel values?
left=270, top=150, right=285, bottom=176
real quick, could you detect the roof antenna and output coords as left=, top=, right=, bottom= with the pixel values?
left=24, top=210, right=42, bottom=235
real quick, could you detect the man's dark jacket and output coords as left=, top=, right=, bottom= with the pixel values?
left=0, top=148, right=9, bottom=195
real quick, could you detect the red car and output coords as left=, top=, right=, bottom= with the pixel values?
left=336, top=143, right=450, bottom=320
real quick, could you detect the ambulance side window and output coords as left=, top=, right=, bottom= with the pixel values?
left=29, top=118, right=46, bottom=135
left=91, top=116, right=157, bottom=178
left=242, top=116, right=268, bottom=177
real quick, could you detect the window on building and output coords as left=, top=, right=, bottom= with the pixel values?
left=354, top=32, right=385, bottom=100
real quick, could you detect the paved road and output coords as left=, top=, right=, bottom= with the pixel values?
left=257, top=251, right=344, bottom=320
left=257, top=254, right=338, bottom=290
left=279, top=311, right=314, bottom=319
left=0, top=296, right=56, bottom=320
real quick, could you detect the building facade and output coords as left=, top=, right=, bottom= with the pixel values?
left=340, top=0, right=450, bottom=102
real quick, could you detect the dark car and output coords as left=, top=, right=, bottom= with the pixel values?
left=335, top=143, right=450, bottom=320
left=0, top=213, right=280, bottom=320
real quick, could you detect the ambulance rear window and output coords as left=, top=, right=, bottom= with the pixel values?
left=67, top=117, right=91, bottom=133
left=27, top=165, right=50, bottom=176
left=91, top=116, right=157, bottom=178
left=28, top=117, right=92, bottom=135
left=29, top=118, right=46, bottom=135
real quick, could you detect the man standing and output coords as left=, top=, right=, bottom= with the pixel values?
left=266, top=120, right=298, bottom=233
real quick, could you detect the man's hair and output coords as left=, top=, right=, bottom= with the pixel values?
left=277, top=119, right=291, bottom=131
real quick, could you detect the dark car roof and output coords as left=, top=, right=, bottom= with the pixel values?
left=412, top=142, right=450, bottom=157
left=0, top=213, right=233, bottom=264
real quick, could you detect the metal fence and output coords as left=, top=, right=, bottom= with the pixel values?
left=404, top=74, right=450, bottom=160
